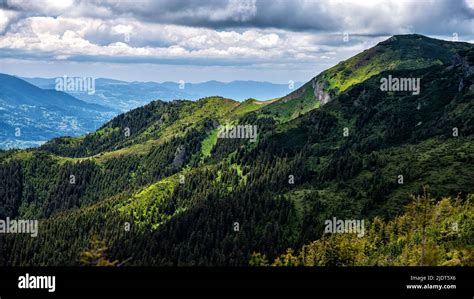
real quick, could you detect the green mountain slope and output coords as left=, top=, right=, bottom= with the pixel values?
left=262, top=34, right=474, bottom=122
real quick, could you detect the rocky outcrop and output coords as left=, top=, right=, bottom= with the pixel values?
left=312, top=79, right=332, bottom=106
left=172, top=145, right=186, bottom=168
left=452, top=53, right=473, bottom=92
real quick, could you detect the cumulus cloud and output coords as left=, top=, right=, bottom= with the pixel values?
left=0, top=14, right=357, bottom=65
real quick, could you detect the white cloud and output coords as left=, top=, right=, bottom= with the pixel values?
left=0, top=16, right=340, bottom=64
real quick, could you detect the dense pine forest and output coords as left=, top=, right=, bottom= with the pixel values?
left=0, top=34, right=473, bottom=266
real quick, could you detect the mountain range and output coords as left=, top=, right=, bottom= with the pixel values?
left=0, top=74, right=116, bottom=149
left=0, top=76, right=301, bottom=149
left=0, top=34, right=473, bottom=266
left=23, top=77, right=303, bottom=111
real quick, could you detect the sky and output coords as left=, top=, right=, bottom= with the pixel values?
left=0, top=0, right=473, bottom=83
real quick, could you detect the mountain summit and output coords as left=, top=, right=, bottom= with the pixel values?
left=263, top=34, right=474, bottom=121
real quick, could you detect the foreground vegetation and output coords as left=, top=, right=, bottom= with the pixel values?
left=251, top=193, right=473, bottom=266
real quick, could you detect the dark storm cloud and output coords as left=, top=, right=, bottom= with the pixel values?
left=102, top=0, right=338, bottom=31
left=2, top=0, right=474, bottom=35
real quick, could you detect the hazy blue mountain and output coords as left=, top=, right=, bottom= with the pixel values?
left=0, top=73, right=116, bottom=149
left=161, top=80, right=303, bottom=102
left=23, top=77, right=192, bottom=112
left=23, top=77, right=303, bottom=111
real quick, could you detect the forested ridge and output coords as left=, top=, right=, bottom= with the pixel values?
left=0, top=34, right=473, bottom=266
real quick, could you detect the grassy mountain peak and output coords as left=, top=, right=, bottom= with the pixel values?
left=263, top=34, right=474, bottom=122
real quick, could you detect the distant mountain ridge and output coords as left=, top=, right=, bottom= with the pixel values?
left=23, top=77, right=303, bottom=111
left=0, top=73, right=116, bottom=149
